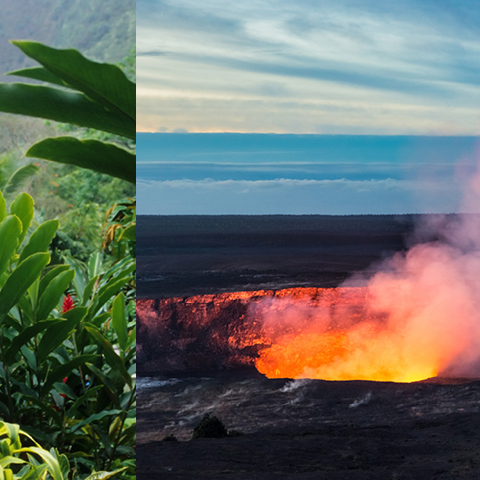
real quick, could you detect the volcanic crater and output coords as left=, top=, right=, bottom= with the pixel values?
left=137, top=215, right=480, bottom=479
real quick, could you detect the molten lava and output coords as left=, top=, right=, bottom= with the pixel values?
left=251, top=241, right=480, bottom=382
left=250, top=289, right=443, bottom=383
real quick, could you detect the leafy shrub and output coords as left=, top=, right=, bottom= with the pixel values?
left=0, top=42, right=136, bottom=478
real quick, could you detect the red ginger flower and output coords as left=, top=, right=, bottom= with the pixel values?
left=62, top=294, right=75, bottom=313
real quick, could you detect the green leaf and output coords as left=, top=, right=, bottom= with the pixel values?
left=81, top=276, right=98, bottom=306
left=19, top=219, right=59, bottom=264
left=83, top=468, right=127, bottom=480
left=13, top=41, right=135, bottom=123
left=7, top=66, right=66, bottom=87
left=68, top=409, right=122, bottom=433
left=85, top=326, right=132, bottom=388
left=0, top=83, right=134, bottom=139
left=36, top=269, right=75, bottom=321
left=61, top=255, right=86, bottom=301
left=0, top=253, right=50, bottom=322
left=3, top=163, right=40, bottom=197
left=88, top=275, right=132, bottom=319
left=88, top=252, right=102, bottom=279
left=36, top=307, right=86, bottom=363
left=119, top=223, right=135, bottom=241
left=10, top=192, right=34, bottom=244
left=0, top=191, right=6, bottom=222
left=26, top=137, right=135, bottom=184
left=0, top=215, right=22, bottom=278
left=111, top=293, right=127, bottom=352
left=43, top=354, right=97, bottom=394
left=4, top=320, right=59, bottom=364
left=15, top=447, right=63, bottom=480
left=38, top=265, right=70, bottom=299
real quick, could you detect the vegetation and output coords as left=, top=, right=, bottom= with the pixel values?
left=0, top=41, right=135, bottom=479
left=0, top=0, right=135, bottom=74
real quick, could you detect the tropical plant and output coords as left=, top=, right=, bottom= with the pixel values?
left=0, top=190, right=135, bottom=476
left=0, top=41, right=135, bottom=183
left=0, top=421, right=125, bottom=479
left=0, top=42, right=136, bottom=478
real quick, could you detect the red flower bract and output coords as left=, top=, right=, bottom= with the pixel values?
left=62, top=294, right=75, bottom=313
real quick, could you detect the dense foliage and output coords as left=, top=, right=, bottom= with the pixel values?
left=0, top=42, right=135, bottom=478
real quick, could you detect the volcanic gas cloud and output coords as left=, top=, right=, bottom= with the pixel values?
left=254, top=163, right=480, bottom=383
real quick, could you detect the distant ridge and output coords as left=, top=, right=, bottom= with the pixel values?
left=0, top=0, right=135, bottom=76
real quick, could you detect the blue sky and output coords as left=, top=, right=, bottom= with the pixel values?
left=136, top=1, right=480, bottom=214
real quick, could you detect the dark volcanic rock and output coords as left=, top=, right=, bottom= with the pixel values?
left=138, top=375, right=480, bottom=479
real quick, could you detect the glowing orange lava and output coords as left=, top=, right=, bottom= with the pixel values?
left=251, top=287, right=453, bottom=383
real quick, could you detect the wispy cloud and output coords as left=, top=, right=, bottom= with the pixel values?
left=137, top=0, right=480, bottom=133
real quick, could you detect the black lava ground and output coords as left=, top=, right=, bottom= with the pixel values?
left=138, top=375, right=480, bottom=479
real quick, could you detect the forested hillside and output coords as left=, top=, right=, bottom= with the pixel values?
left=0, top=0, right=135, bottom=75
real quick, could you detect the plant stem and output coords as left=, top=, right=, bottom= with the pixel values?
left=105, top=383, right=136, bottom=470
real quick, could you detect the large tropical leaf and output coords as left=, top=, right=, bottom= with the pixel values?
left=10, top=192, right=34, bottom=244
left=0, top=253, right=50, bottom=322
left=36, top=307, right=86, bottom=363
left=0, top=215, right=22, bottom=279
left=0, top=83, right=134, bottom=139
left=36, top=269, right=75, bottom=321
left=3, top=163, right=40, bottom=197
left=12, top=41, right=135, bottom=123
left=26, top=137, right=135, bottom=184
left=8, top=66, right=67, bottom=87
left=19, top=219, right=59, bottom=263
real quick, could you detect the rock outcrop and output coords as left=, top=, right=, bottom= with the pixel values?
left=137, top=287, right=368, bottom=374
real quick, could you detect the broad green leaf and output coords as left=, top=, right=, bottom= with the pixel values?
left=3, top=423, right=19, bottom=446
left=81, top=276, right=98, bottom=306
left=119, top=223, right=135, bottom=241
left=7, top=66, right=66, bottom=87
left=19, top=219, right=59, bottom=263
left=13, top=41, right=135, bottom=123
left=4, top=320, right=59, bottom=363
left=111, top=293, right=127, bottom=352
left=16, top=447, right=63, bottom=480
left=42, top=353, right=97, bottom=394
left=36, top=307, right=86, bottom=363
left=0, top=83, right=134, bottom=139
left=88, top=252, right=102, bottom=279
left=38, top=265, right=70, bottom=299
left=87, top=275, right=132, bottom=319
left=36, top=269, right=75, bottom=321
left=26, top=137, right=135, bottom=184
left=84, top=468, right=127, bottom=480
left=68, top=409, right=122, bottom=433
left=10, top=193, right=34, bottom=244
left=0, top=215, right=22, bottom=278
left=0, top=456, right=26, bottom=467
left=0, top=253, right=50, bottom=322
left=20, top=345, right=37, bottom=371
left=0, top=192, right=7, bottom=222
left=3, top=164, right=40, bottom=197
left=85, top=326, right=132, bottom=388
left=61, top=255, right=86, bottom=301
